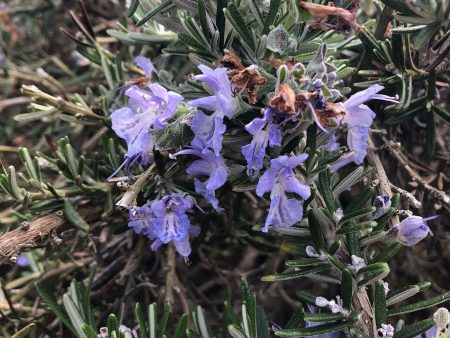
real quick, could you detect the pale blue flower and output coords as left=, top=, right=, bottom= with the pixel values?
left=256, top=154, right=311, bottom=232
left=110, top=83, right=183, bottom=172
left=172, top=146, right=228, bottom=211
left=130, top=194, right=200, bottom=257
left=189, top=65, right=237, bottom=155
left=242, top=108, right=282, bottom=178
left=332, top=85, right=398, bottom=171
left=134, top=56, right=156, bottom=77
left=391, top=215, right=438, bottom=246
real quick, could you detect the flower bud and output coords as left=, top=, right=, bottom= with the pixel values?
left=370, top=195, right=391, bottom=220
left=391, top=215, right=438, bottom=246
left=433, top=307, right=450, bottom=332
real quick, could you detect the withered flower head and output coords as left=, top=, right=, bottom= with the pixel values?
left=267, top=57, right=299, bottom=70
left=231, top=65, right=267, bottom=104
left=298, top=1, right=360, bottom=33
left=221, top=49, right=244, bottom=70
left=269, top=83, right=297, bottom=115
left=315, top=102, right=345, bottom=127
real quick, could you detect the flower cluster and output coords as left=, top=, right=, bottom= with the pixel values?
left=108, top=50, right=418, bottom=258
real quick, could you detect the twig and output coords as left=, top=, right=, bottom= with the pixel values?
left=390, top=183, right=422, bottom=209
left=0, top=205, right=101, bottom=265
left=115, top=164, right=155, bottom=209
left=165, top=245, right=176, bottom=306
left=382, top=140, right=450, bottom=208
left=366, top=134, right=400, bottom=224
left=20, top=85, right=106, bottom=121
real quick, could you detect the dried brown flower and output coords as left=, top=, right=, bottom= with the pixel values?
left=231, top=66, right=267, bottom=104
left=220, top=50, right=266, bottom=104
left=298, top=1, right=360, bottom=33
left=270, top=83, right=297, bottom=114
left=266, top=57, right=300, bottom=70
left=315, top=102, right=345, bottom=127
left=221, top=49, right=244, bottom=70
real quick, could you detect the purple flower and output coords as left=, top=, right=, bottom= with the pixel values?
left=110, top=83, right=183, bottom=172
left=0, top=50, right=5, bottom=67
left=242, top=108, right=282, bottom=178
left=128, top=204, right=156, bottom=240
left=189, top=65, right=237, bottom=155
left=256, top=154, right=311, bottom=232
left=16, top=255, right=29, bottom=267
left=129, top=194, right=200, bottom=257
left=172, top=146, right=228, bottom=211
left=391, top=215, right=438, bottom=246
left=414, top=326, right=436, bottom=338
left=134, top=56, right=156, bottom=77
left=332, top=85, right=398, bottom=171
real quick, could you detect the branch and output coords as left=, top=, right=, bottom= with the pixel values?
left=382, top=140, right=450, bottom=208
left=366, top=134, right=400, bottom=224
left=0, top=205, right=101, bottom=265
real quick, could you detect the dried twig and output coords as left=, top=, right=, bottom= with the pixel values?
left=0, top=206, right=101, bottom=265
left=383, top=140, right=450, bottom=208
left=366, top=134, right=400, bottom=224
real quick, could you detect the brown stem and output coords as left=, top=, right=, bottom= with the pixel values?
left=0, top=205, right=101, bottom=265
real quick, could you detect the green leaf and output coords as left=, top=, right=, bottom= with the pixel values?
left=228, top=325, right=247, bottom=338
left=35, top=282, right=76, bottom=334
left=8, top=166, right=24, bottom=200
left=392, top=319, right=434, bottom=338
left=378, top=0, right=417, bottom=15
left=148, top=303, right=157, bottom=338
left=198, top=0, right=210, bottom=39
left=128, top=0, right=140, bottom=17
left=136, top=303, right=150, bottom=338
left=224, top=4, right=255, bottom=50
left=343, top=187, right=374, bottom=214
left=388, top=291, right=450, bottom=316
left=341, top=269, right=353, bottom=309
left=371, top=243, right=402, bottom=263
left=384, top=105, right=423, bottom=125
left=275, top=314, right=359, bottom=337
left=336, top=221, right=376, bottom=235
left=262, top=266, right=330, bottom=281
left=318, top=170, right=339, bottom=212
left=63, top=294, right=87, bottom=338
left=392, top=25, right=428, bottom=34
left=63, top=200, right=90, bottom=232
left=285, top=258, right=327, bottom=267
left=308, top=209, right=325, bottom=250
left=333, top=166, right=372, bottom=197
left=82, top=324, right=98, bottom=338
left=262, top=0, right=281, bottom=35
left=295, top=290, right=319, bottom=305
left=433, top=105, right=450, bottom=123
left=12, top=323, right=37, bottom=338
left=303, top=313, right=347, bottom=322
left=107, top=314, right=120, bottom=337
left=386, top=286, right=420, bottom=307
left=340, top=208, right=376, bottom=225
left=216, top=0, right=227, bottom=49
left=285, top=308, right=305, bottom=330
left=178, top=33, right=207, bottom=50
left=414, top=22, right=441, bottom=47
left=326, top=254, right=346, bottom=271
left=374, top=282, right=387, bottom=327
left=357, top=263, right=390, bottom=287
left=136, top=0, right=174, bottom=26
left=158, top=302, right=171, bottom=335
left=174, top=314, right=188, bottom=338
